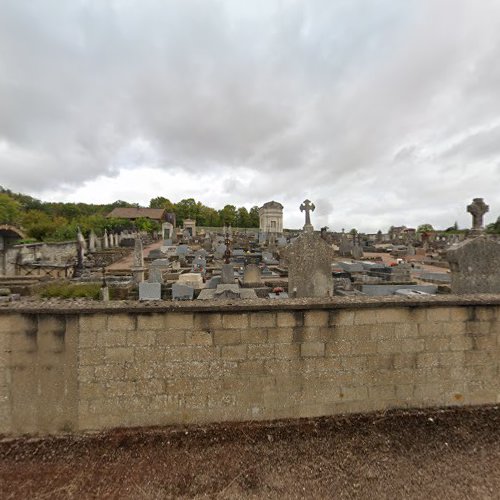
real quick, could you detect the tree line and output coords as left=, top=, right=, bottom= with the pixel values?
left=0, top=187, right=260, bottom=242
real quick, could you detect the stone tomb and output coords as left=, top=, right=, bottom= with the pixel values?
left=242, top=264, right=261, bottom=286
left=447, top=236, right=500, bottom=294
left=139, top=282, right=162, bottom=300
left=288, top=232, right=336, bottom=298
left=172, top=282, right=194, bottom=301
left=178, top=272, right=204, bottom=289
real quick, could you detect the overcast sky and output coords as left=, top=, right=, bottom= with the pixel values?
left=1, top=0, right=500, bottom=232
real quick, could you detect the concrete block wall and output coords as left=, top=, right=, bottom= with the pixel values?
left=1, top=297, right=500, bottom=435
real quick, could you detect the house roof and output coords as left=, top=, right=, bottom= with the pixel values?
left=107, top=207, right=166, bottom=220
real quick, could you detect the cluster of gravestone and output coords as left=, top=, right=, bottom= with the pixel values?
left=103, top=196, right=500, bottom=301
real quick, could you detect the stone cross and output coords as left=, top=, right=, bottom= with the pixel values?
left=467, top=198, right=489, bottom=232
left=300, top=199, right=315, bottom=231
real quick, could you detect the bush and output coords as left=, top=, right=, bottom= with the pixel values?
left=39, top=282, right=101, bottom=300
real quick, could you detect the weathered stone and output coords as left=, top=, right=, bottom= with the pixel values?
left=139, top=282, right=162, bottom=300
left=172, top=283, right=194, bottom=301
left=288, top=232, right=335, bottom=298
left=447, top=236, right=500, bottom=294
left=178, top=273, right=204, bottom=288
left=467, top=198, right=489, bottom=233
left=221, top=264, right=235, bottom=284
left=243, top=264, right=261, bottom=286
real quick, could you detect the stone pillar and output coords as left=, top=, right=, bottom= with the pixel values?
left=88, top=230, right=97, bottom=253
left=103, top=229, right=109, bottom=249
left=131, top=236, right=146, bottom=284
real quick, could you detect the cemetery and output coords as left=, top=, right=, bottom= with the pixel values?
left=1, top=195, right=500, bottom=496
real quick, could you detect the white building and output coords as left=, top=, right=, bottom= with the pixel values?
left=259, top=201, right=284, bottom=235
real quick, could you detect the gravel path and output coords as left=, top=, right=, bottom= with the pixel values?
left=1, top=406, right=499, bottom=499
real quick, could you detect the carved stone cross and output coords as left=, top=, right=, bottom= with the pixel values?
left=467, top=198, right=489, bottom=231
left=300, top=199, right=315, bottom=228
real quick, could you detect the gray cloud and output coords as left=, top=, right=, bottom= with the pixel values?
left=1, top=0, right=500, bottom=231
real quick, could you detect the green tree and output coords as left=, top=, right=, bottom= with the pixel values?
left=249, top=206, right=260, bottom=227
left=219, top=205, right=237, bottom=226
left=417, top=224, right=434, bottom=233
left=236, top=207, right=250, bottom=228
left=0, top=193, right=21, bottom=225
left=149, top=196, right=175, bottom=212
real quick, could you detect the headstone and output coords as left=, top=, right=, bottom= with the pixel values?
left=176, top=245, right=190, bottom=256
left=131, top=237, right=146, bottom=284
left=406, top=244, right=416, bottom=257
left=162, top=222, right=173, bottom=240
left=88, top=230, right=97, bottom=252
left=339, top=235, right=353, bottom=257
left=300, top=199, right=316, bottom=233
left=447, top=236, right=500, bottom=293
left=197, top=284, right=258, bottom=300
left=214, top=284, right=241, bottom=299
left=178, top=273, right=204, bottom=288
left=215, top=244, right=227, bottom=259
left=192, top=255, right=206, bottom=273
left=103, top=229, right=109, bottom=249
left=288, top=232, right=336, bottom=298
left=351, top=245, right=364, bottom=260
left=243, top=264, right=261, bottom=285
left=207, top=276, right=222, bottom=289
left=221, top=263, right=235, bottom=284
left=139, top=282, right=162, bottom=300
left=277, top=236, right=287, bottom=247
left=148, top=265, right=164, bottom=283
left=148, top=248, right=165, bottom=259
left=467, top=198, right=489, bottom=234
left=172, top=283, right=194, bottom=301
left=133, top=237, right=144, bottom=267
left=99, top=286, right=110, bottom=301
left=162, top=245, right=177, bottom=257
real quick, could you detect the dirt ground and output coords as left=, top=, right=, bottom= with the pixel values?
left=1, top=406, right=499, bottom=499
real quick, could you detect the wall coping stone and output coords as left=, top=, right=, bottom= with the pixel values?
left=1, top=294, right=500, bottom=316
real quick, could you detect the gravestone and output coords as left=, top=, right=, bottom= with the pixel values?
left=176, top=245, right=190, bottom=256
left=221, top=264, right=235, bottom=284
left=139, top=282, right=162, bottom=300
left=88, top=230, right=97, bottom=252
left=131, top=237, right=146, bottom=284
left=277, top=236, right=287, bottom=247
left=162, top=245, right=177, bottom=257
left=162, top=222, right=173, bottom=241
left=288, top=232, right=336, bottom=298
left=300, top=199, right=315, bottom=233
left=215, top=244, right=226, bottom=260
left=339, top=235, right=353, bottom=257
left=178, top=273, right=204, bottom=288
left=207, top=276, right=222, bottom=289
left=467, top=198, right=489, bottom=234
left=197, top=284, right=257, bottom=300
left=172, top=283, right=194, bottom=301
left=148, top=264, right=164, bottom=283
left=192, top=256, right=207, bottom=273
left=351, top=245, right=364, bottom=260
left=243, top=264, right=261, bottom=285
left=447, top=236, right=500, bottom=293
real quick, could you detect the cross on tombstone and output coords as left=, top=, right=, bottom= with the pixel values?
left=467, top=198, right=489, bottom=232
left=300, top=199, right=315, bottom=232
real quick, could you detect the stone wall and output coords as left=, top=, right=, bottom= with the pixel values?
left=3, top=241, right=78, bottom=276
left=1, top=296, right=499, bottom=435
